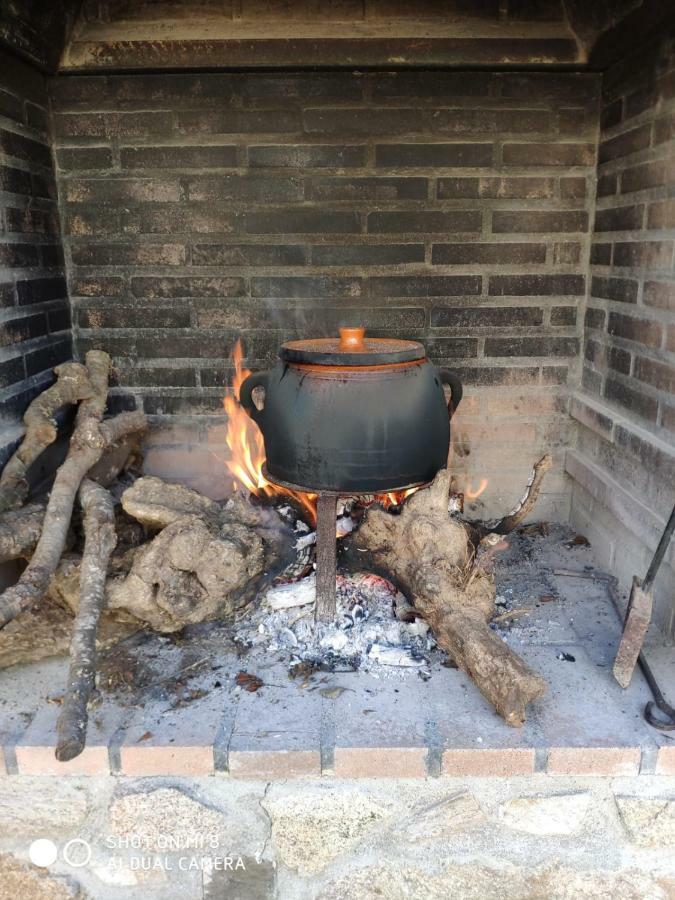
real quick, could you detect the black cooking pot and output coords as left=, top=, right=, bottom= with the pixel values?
left=238, top=327, right=462, bottom=494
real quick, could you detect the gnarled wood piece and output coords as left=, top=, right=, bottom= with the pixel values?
left=50, top=481, right=296, bottom=633
left=0, top=502, right=47, bottom=561
left=122, top=475, right=221, bottom=529
left=0, top=362, right=93, bottom=513
left=0, top=351, right=147, bottom=629
left=355, top=468, right=546, bottom=726
left=478, top=454, right=553, bottom=537
left=56, top=480, right=116, bottom=762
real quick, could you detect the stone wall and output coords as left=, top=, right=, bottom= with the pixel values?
left=49, top=69, right=598, bottom=516
left=0, top=775, right=674, bottom=899
left=0, top=48, right=71, bottom=444
left=568, top=31, right=675, bottom=637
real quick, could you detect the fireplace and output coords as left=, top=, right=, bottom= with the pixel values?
left=0, top=2, right=674, bottom=897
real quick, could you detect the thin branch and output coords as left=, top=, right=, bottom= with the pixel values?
left=479, top=454, right=553, bottom=536
left=0, top=350, right=146, bottom=629
left=56, top=480, right=116, bottom=761
left=0, top=363, right=93, bottom=513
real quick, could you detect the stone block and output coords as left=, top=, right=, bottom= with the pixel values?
left=499, top=792, right=590, bottom=834
left=262, top=785, right=391, bottom=875
left=0, top=854, right=80, bottom=900
left=615, top=796, right=675, bottom=846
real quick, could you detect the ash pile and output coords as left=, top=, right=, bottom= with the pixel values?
left=234, top=571, right=435, bottom=678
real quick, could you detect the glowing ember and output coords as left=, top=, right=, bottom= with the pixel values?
left=223, top=340, right=421, bottom=526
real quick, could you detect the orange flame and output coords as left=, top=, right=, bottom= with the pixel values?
left=223, top=340, right=317, bottom=525
left=465, top=478, right=489, bottom=501
left=223, top=340, right=422, bottom=526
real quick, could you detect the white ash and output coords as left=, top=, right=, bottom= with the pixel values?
left=233, top=572, right=434, bottom=676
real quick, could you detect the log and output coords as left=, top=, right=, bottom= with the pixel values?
left=0, top=597, right=137, bottom=670
left=121, top=475, right=221, bottom=529
left=56, top=480, right=116, bottom=761
left=0, top=502, right=47, bottom=561
left=354, top=468, right=547, bottom=725
left=0, top=362, right=93, bottom=513
left=0, top=351, right=147, bottom=628
left=479, top=454, right=553, bottom=536
left=46, top=478, right=297, bottom=632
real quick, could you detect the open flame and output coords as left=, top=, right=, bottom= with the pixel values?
left=223, top=340, right=317, bottom=525
left=223, top=340, right=421, bottom=525
left=465, top=478, right=489, bottom=501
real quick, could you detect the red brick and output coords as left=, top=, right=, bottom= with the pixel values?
left=333, top=747, right=427, bottom=778
left=120, top=744, right=214, bottom=776
left=229, top=750, right=320, bottom=779
left=547, top=747, right=640, bottom=776
left=442, top=748, right=535, bottom=777
left=15, top=745, right=110, bottom=776
left=656, top=746, right=675, bottom=775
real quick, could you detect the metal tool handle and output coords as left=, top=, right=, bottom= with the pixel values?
left=439, top=368, right=463, bottom=418
left=643, top=503, right=675, bottom=591
left=238, top=371, right=269, bottom=426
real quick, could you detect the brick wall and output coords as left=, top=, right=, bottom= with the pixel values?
left=569, top=33, right=675, bottom=636
left=49, top=70, right=598, bottom=514
left=0, top=49, right=71, bottom=442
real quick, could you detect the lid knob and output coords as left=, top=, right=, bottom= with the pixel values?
left=339, top=327, right=366, bottom=351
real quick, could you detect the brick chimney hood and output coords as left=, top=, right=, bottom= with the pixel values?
left=47, top=0, right=662, bottom=73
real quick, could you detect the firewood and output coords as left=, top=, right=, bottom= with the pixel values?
left=0, top=362, right=93, bottom=513
left=0, top=351, right=147, bottom=629
left=354, top=468, right=547, bottom=726
left=121, top=475, right=221, bottom=529
left=56, top=480, right=116, bottom=761
left=46, top=479, right=296, bottom=633
left=0, top=502, right=47, bottom=561
left=478, top=454, right=553, bottom=536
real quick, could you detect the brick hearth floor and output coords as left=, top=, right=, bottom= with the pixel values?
left=0, top=526, right=672, bottom=779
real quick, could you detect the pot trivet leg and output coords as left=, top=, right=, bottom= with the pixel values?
left=316, top=493, right=337, bottom=622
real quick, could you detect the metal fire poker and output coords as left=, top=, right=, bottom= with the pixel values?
left=315, top=492, right=338, bottom=623
left=262, top=466, right=340, bottom=622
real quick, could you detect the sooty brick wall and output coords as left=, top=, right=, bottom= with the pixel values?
left=49, top=70, right=598, bottom=515
left=0, top=49, right=71, bottom=434
left=569, top=33, right=675, bottom=637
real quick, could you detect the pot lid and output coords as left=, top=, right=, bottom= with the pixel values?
left=280, top=327, right=425, bottom=366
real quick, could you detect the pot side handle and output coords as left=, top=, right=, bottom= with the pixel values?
left=238, top=371, right=269, bottom=426
left=438, top=368, right=463, bottom=418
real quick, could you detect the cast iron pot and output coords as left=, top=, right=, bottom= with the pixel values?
left=238, top=327, right=462, bottom=494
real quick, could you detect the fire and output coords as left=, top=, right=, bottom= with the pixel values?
left=223, top=340, right=317, bottom=525
left=381, top=488, right=419, bottom=509
left=223, top=340, right=422, bottom=526
left=465, top=478, right=489, bottom=501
